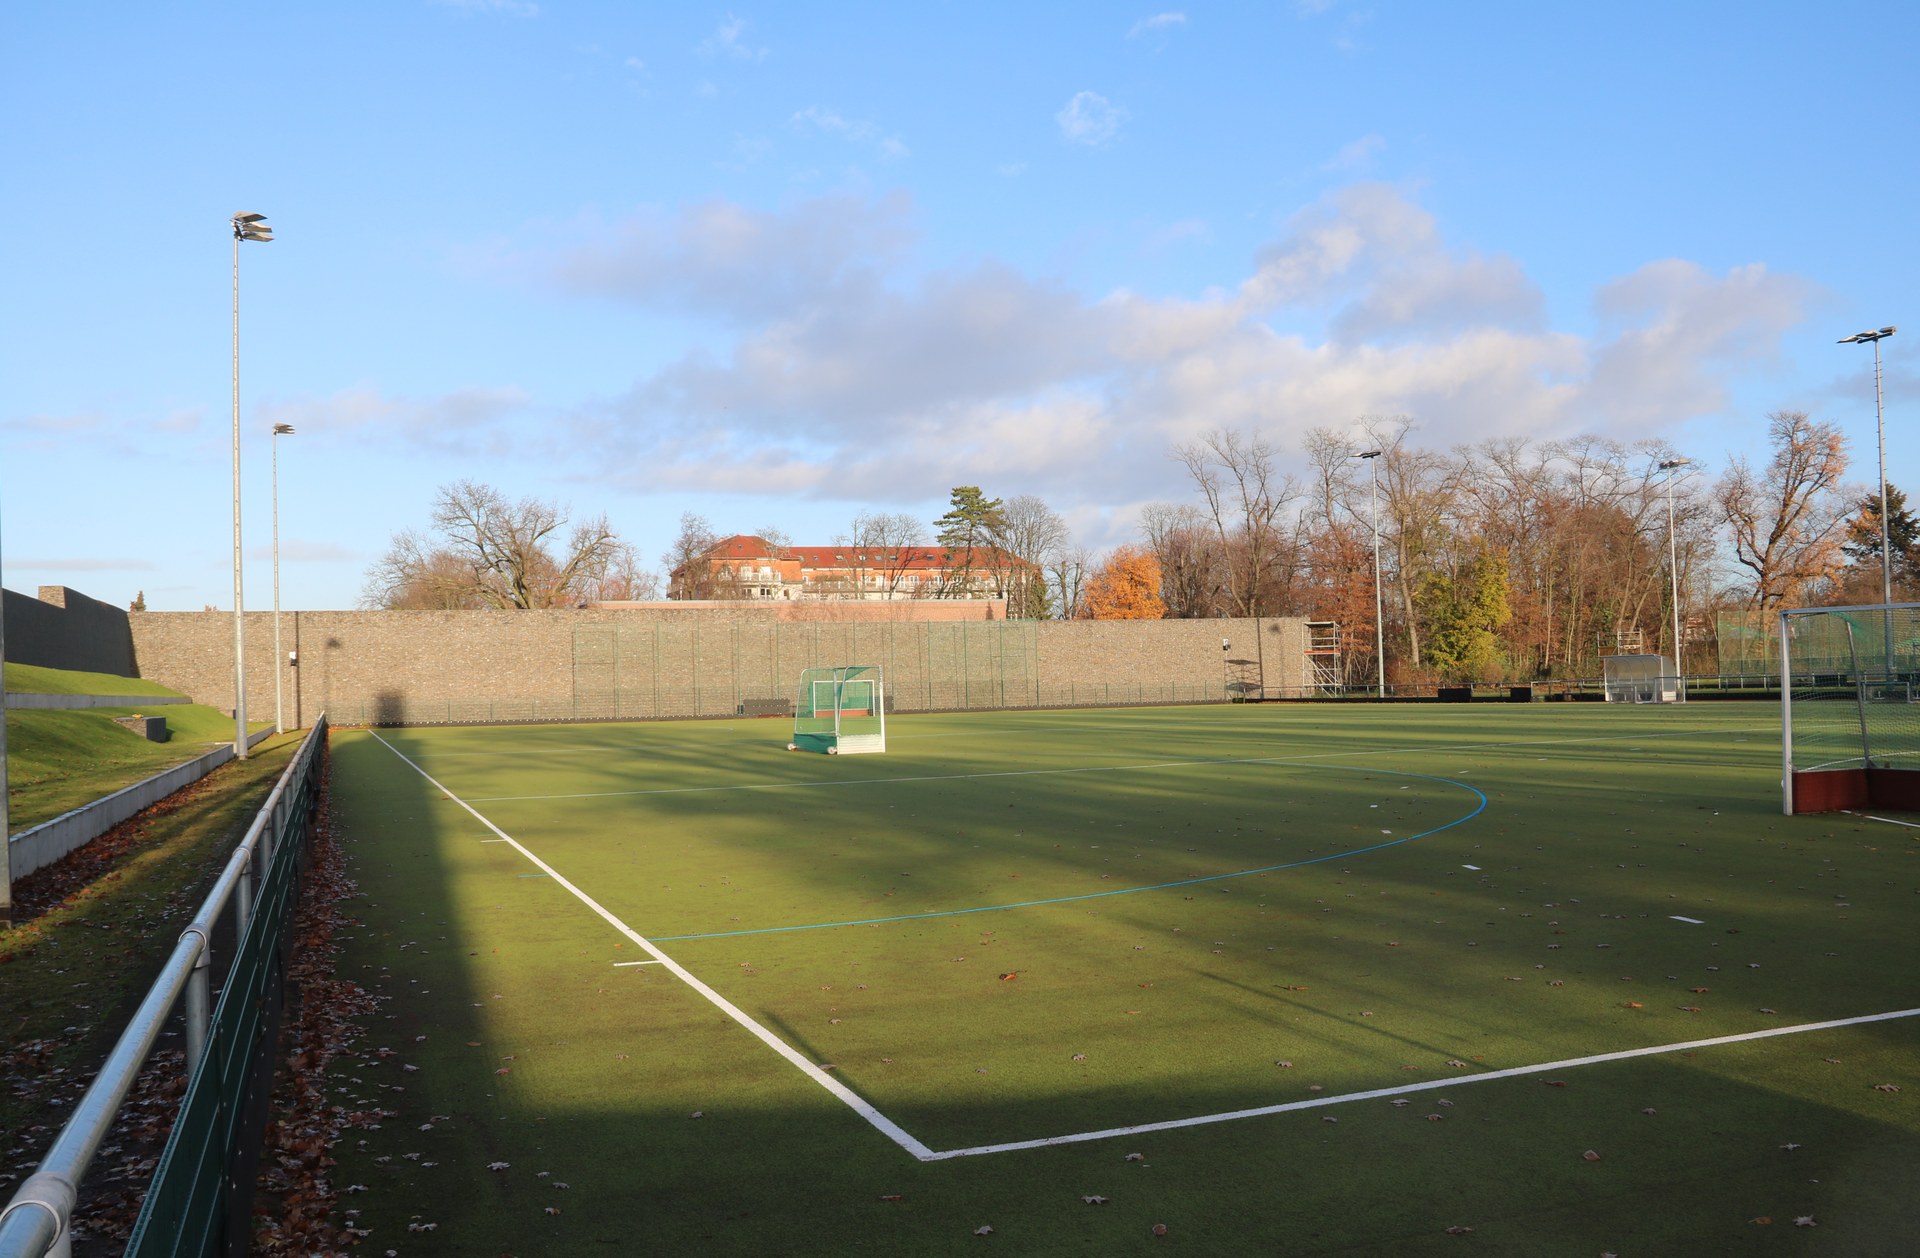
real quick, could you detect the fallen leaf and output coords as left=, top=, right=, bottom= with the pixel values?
left=1151, top=1223, right=1169, bottom=1236
left=1082, top=1195, right=1109, bottom=1205
left=1795, top=1216, right=1816, bottom=1227
left=974, top=1224, right=994, bottom=1236
left=1581, top=1150, right=1601, bottom=1162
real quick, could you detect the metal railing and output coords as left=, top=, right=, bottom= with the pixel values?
left=0, top=716, right=327, bottom=1258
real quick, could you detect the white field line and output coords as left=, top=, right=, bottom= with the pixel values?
left=1842, top=810, right=1920, bottom=829
left=922, top=1008, right=1920, bottom=1161
left=367, top=731, right=938, bottom=1162
left=363, top=724, right=1869, bottom=1164
left=459, top=724, right=1774, bottom=805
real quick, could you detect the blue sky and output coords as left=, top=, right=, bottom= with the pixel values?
left=1, top=2, right=1912, bottom=611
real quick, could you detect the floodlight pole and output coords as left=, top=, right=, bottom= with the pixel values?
left=1354, top=450, right=1385, bottom=698
left=271, top=422, right=294, bottom=734
left=2, top=512, right=11, bottom=928
left=230, top=212, right=272, bottom=759
left=1839, top=325, right=1897, bottom=672
left=1658, top=457, right=1690, bottom=702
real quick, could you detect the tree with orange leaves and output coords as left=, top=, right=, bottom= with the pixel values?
left=1083, top=545, right=1166, bottom=619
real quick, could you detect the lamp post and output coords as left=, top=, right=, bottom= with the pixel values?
left=231, top=212, right=272, bottom=759
left=1838, top=326, right=1898, bottom=670
left=1838, top=325, right=1898, bottom=609
left=1658, top=457, right=1690, bottom=702
left=271, top=422, right=295, bottom=734
left=1354, top=450, right=1385, bottom=698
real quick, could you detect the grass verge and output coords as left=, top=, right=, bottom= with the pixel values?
left=3, top=662, right=184, bottom=698
left=0, top=732, right=301, bottom=1247
left=7, top=706, right=273, bottom=833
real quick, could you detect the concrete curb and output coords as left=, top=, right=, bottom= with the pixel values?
left=6, top=726, right=275, bottom=880
left=5, top=693, right=191, bottom=710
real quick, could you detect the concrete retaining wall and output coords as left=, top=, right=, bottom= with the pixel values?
left=5, top=693, right=190, bottom=710
left=5, top=726, right=274, bottom=881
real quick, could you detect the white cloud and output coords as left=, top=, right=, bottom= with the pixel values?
left=2, top=410, right=105, bottom=435
left=512, top=188, right=1810, bottom=511
left=702, top=13, right=767, bottom=61
left=1241, top=183, right=1545, bottom=341
left=7, top=555, right=156, bottom=571
left=1323, top=133, right=1385, bottom=171
left=1128, top=12, right=1187, bottom=39
left=260, top=385, right=535, bottom=454
left=1579, top=260, right=1811, bottom=427
left=1056, top=91, right=1128, bottom=146
left=538, top=192, right=917, bottom=322
left=789, top=106, right=909, bottom=158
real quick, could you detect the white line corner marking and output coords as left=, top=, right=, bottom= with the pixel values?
left=369, top=731, right=1920, bottom=1164
left=369, top=731, right=936, bottom=1162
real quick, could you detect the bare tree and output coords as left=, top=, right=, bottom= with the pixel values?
left=1139, top=502, right=1219, bottom=618
left=993, top=494, right=1070, bottom=617
left=362, top=481, right=633, bottom=610
left=664, top=512, right=722, bottom=600
left=1358, top=416, right=1449, bottom=668
left=840, top=511, right=929, bottom=597
left=1172, top=428, right=1300, bottom=617
left=1300, top=426, right=1364, bottom=530
left=1048, top=546, right=1092, bottom=620
left=1718, top=411, right=1851, bottom=611
left=584, top=548, right=660, bottom=602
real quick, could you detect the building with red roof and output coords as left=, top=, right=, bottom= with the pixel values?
left=668, top=535, right=1038, bottom=603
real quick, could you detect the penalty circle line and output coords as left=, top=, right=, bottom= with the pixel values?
left=653, top=766, right=1487, bottom=942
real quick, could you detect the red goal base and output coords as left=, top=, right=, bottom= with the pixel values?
left=1790, top=768, right=1920, bottom=814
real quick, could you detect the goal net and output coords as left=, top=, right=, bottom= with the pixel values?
left=1780, top=602, right=1920, bottom=814
left=1602, top=654, right=1680, bottom=703
left=790, top=665, right=886, bottom=755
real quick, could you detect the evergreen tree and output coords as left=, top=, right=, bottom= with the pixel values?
left=1840, top=483, right=1920, bottom=579
left=932, top=486, right=1006, bottom=597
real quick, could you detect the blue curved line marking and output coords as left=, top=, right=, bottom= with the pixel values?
left=651, top=767, right=1488, bottom=943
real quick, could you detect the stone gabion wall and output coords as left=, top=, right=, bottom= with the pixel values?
left=127, top=605, right=1323, bottom=726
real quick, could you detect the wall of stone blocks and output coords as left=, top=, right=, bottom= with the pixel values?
left=2, top=585, right=138, bottom=676
left=127, top=606, right=1328, bottom=726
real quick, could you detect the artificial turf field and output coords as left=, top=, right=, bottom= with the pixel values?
left=321, top=702, right=1919, bottom=1255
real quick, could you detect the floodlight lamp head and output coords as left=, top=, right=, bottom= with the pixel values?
left=1659, top=457, right=1690, bottom=471
left=1354, top=449, right=1382, bottom=460
left=273, top=423, right=296, bottom=435
left=232, top=211, right=267, bottom=223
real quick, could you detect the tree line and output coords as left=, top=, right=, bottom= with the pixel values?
left=362, top=411, right=1914, bottom=685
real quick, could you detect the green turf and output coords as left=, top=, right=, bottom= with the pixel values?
left=6, top=704, right=268, bottom=833
left=3, top=661, right=182, bottom=697
left=323, top=704, right=1919, bottom=1255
